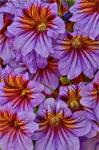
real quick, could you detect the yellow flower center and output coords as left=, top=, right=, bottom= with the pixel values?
left=50, top=115, right=61, bottom=126
left=67, top=90, right=81, bottom=111
left=72, top=36, right=81, bottom=48
left=13, top=121, right=20, bottom=128
left=21, top=89, right=30, bottom=96
left=37, top=22, right=46, bottom=32
left=12, top=120, right=24, bottom=129
left=68, top=98, right=80, bottom=110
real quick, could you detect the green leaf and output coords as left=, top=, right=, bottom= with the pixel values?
left=65, top=0, right=75, bottom=7
left=60, top=76, right=71, bottom=85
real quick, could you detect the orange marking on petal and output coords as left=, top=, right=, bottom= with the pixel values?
left=79, top=0, right=99, bottom=13
left=3, top=74, right=31, bottom=103
left=0, top=110, right=25, bottom=133
left=19, top=3, right=55, bottom=32
left=61, top=35, right=99, bottom=52
left=41, top=111, right=76, bottom=129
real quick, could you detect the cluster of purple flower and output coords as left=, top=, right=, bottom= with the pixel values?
left=0, top=0, right=99, bottom=150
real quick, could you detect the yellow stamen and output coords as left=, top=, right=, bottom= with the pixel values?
left=21, top=89, right=30, bottom=96
left=68, top=99, right=80, bottom=110
left=50, top=115, right=61, bottom=126
left=37, top=22, right=46, bottom=32
left=72, top=36, right=81, bottom=48
left=14, top=121, right=19, bottom=128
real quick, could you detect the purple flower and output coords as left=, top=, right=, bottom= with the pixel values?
left=0, top=0, right=15, bottom=14
left=59, top=82, right=85, bottom=111
left=32, top=56, right=60, bottom=93
left=0, top=106, right=38, bottom=150
left=41, top=0, right=69, bottom=16
left=53, top=33, right=99, bottom=79
left=8, top=0, right=65, bottom=58
left=85, top=121, right=99, bottom=138
left=59, top=83, right=96, bottom=134
left=5, top=52, right=60, bottom=93
left=0, top=13, right=14, bottom=63
left=0, top=0, right=28, bottom=14
left=80, top=135, right=99, bottom=150
left=70, top=0, right=99, bottom=39
left=4, top=52, right=37, bottom=76
left=0, top=72, right=45, bottom=111
left=33, top=98, right=91, bottom=150
left=13, top=50, right=38, bottom=74
left=80, top=71, right=99, bottom=120
left=7, top=52, right=60, bottom=93
left=11, top=0, right=30, bottom=10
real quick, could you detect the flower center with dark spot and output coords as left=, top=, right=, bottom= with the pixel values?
left=11, top=120, right=24, bottom=129
left=13, top=121, right=20, bottom=128
left=37, top=22, right=46, bottom=32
